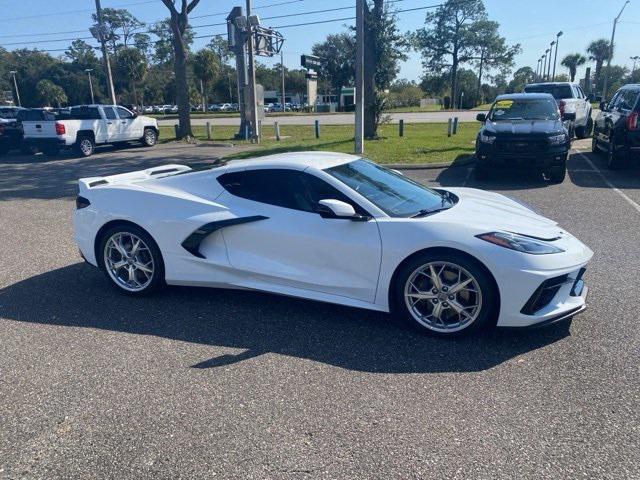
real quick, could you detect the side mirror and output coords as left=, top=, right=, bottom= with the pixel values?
left=476, top=113, right=487, bottom=122
left=599, top=101, right=607, bottom=111
left=562, top=112, right=576, bottom=121
left=317, top=199, right=361, bottom=220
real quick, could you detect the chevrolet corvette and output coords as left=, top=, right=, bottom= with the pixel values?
left=74, top=152, right=592, bottom=336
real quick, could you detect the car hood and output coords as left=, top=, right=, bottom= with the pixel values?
left=484, top=119, right=564, bottom=136
left=437, top=187, right=564, bottom=240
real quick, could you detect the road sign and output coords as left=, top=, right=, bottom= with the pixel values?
left=301, top=55, right=323, bottom=71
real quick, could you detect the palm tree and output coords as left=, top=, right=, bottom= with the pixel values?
left=561, top=53, right=586, bottom=82
left=587, top=39, right=612, bottom=89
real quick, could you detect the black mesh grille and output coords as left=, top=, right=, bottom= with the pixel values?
left=521, top=274, right=569, bottom=315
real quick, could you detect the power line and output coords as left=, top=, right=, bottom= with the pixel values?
left=0, top=0, right=156, bottom=22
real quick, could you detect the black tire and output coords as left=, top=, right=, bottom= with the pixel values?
left=141, top=127, right=157, bottom=147
left=97, top=223, right=165, bottom=296
left=474, top=165, right=490, bottom=180
left=42, top=147, right=60, bottom=157
left=591, top=134, right=601, bottom=154
left=606, top=136, right=625, bottom=170
left=391, top=250, right=497, bottom=337
left=575, top=116, right=593, bottom=139
left=548, top=163, right=567, bottom=183
left=75, top=135, right=95, bottom=157
left=20, top=143, right=37, bottom=155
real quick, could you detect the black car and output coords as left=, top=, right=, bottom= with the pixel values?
left=592, top=84, right=640, bottom=169
left=475, top=93, right=575, bottom=183
left=0, top=108, right=58, bottom=156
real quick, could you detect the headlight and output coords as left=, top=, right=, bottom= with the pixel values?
left=479, top=133, right=496, bottom=144
left=548, top=134, right=567, bottom=145
left=476, top=231, right=564, bottom=255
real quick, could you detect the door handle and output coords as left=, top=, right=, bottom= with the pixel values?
left=106, top=122, right=112, bottom=124
left=122, top=121, right=127, bottom=124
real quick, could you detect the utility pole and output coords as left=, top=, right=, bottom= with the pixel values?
left=246, top=0, right=259, bottom=143
left=85, top=69, right=95, bottom=104
left=94, top=0, right=116, bottom=105
left=354, top=0, right=364, bottom=154
left=280, top=50, right=286, bottom=112
left=602, top=0, right=630, bottom=101
left=200, top=79, right=206, bottom=112
left=552, top=31, right=563, bottom=81
left=9, top=71, right=21, bottom=107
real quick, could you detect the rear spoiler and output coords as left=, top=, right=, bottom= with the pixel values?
left=78, top=164, right=192, bottom=194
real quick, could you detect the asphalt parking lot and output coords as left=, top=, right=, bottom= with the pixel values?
left=0, top=141, right=639, bottom=479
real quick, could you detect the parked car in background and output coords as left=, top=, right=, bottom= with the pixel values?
left=208, top=104, right=221, bottom=112
left=0, top=106, right=25, bottom=155
left=22, top=104, right=159, bottom=157
left=475, top=93, right=575, bottom=183
left=218, top=103, right=232, bottom=111
left=592, top=84, right=640, bottom=169
left=142, top=106, right=154, bottom=114
left=523, top=82, right=592, bottom=138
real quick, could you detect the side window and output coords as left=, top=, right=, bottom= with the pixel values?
left=103, top=107, right=117, bottom=120
left=608, top=92, right=620, bottom=111
left=116, top=107, right=134, bottom=119
left=218, top=169, right=316, bottom=213
left=301, top=173, right=367, bottom=215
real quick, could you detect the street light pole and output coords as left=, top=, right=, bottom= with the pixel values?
left=602, top=0, right=630, bottom=101
left=354, top=0, right=364, bottom=154
left=94, top=0, right=117, bottom=105
left=85, top=69, right=95, bottom=104
left=9, top=71, right=21, bottom=107
left=548, top=42, right=555, bottom=80
left=552, top=31, right=563, bottom=81
left=281, top=49, right=286, bottom=113
left=246, top=0, right=260, bottom=143
left=542, top=52, right=548, bottom=81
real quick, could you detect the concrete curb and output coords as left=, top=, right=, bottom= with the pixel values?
left=382, top=157, right=476, bottom=170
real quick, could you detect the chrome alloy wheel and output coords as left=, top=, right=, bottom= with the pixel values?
left=79, top=138, right=93, bottom=156
left=403, top=261, right=483, bottom=333
left=144, top=129, right=157, bottom=146
left=103, top=232, right=154, bottom=292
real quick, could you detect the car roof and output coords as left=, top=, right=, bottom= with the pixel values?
left=619, top=83, right=640, bottom=90
left=525, top=82, right=577, bottom=87
left=495, top=93, right=554, bottom=101
left=225, top=151, right=361, bottom=171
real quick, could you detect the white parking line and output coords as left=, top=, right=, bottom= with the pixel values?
left=575, top=151, right=640, bottom=214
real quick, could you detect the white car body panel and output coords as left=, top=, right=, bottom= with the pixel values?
left=73, top=153, right=593, bottom=328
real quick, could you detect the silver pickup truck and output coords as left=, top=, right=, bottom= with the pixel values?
left=524, top=82, right=593, bottom=139
left=22, top=104, right=159, bottom=157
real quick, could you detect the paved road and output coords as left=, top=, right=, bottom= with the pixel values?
left=157, top=110, right=484, bottom=127
left=0, top=141, right=639, bottom=479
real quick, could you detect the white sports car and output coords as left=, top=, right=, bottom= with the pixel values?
left=74, top=152, right=592, bottom=336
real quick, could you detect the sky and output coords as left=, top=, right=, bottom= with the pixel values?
left=1, top=0, right=639, bottom=84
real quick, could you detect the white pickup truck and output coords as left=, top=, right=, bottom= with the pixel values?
left=22, top=104, right=159, bottom=157
left=523, top=82, right=593, bottom=138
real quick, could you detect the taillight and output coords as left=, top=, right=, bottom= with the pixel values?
left=558, top=100, right=566, bottom=116
left=55, top=122, right=65, bottom=135
left=627, top=112, right=638, bottom=131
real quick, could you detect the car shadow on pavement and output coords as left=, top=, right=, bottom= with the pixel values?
left=0, top=263, right=572, bottom=374
left=568, top=149, right=640, bottom=190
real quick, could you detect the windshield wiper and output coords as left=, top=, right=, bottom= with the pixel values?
left=411, top=206, right=451, bottom=218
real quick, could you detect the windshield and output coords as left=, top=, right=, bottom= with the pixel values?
left=488, top=98, right=559, bottom=121
left=524, top=84, right=572, bottom=100
left=325, top=159, right=452, bottom=218
left=0, top=108, right=20, bottom=119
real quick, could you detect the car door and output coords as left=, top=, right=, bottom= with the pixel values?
left=101, top=106, right=120, bottom=142
left=217, top=168, right=382, bottom=303
left=115, top=106, right=139, bottom=141
left=596, top=92, right=619, bottom=143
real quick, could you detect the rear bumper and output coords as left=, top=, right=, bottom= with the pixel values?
left=23, top=138, right=66, bottom=149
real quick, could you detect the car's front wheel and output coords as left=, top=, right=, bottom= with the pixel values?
left=141, top=127, right=157, bottom=147
left=98, top=224, right=165, bottom=295
left=392, top=251, right=497, bottom=337
left=607, top=136, right=625, bottom=170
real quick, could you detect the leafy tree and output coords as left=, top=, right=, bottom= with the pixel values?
left=312, top=33, right=356, bottom=98
left=414, top=0, right=488, bottom=109
left=208, top=36, right=233, bottom=65
left=386, top=79, right=424, bottom=108
left=65, top=40, right=99, bottom=68
left=362, top=1, right=409, bottom=137
left=587, top=39, right=612, bottom=91
left=561, top=53, right=586, bottom=82
left=115, top=47, right=148, bottom=105
left=193, top=49, right=220, bottom=109
left=92, top=8, right=146, bottom=53
left=506, top=66, right=535, bottom=94
left=160, top=0, right=201, bottom=138
left=36, top=79, right=67, bottom=107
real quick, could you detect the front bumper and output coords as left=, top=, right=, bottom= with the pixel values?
left=476, top=141, right=569, bottom=170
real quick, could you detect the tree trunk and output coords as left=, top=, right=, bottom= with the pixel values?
left=171, top=29, right=192, bottom=138
left=450, top=59, right=458, bottom=110
left=476, top=50, right=484, bottom=106
left=363, top=0, right=383, bottom=139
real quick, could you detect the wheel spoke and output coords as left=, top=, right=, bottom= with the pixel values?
left=112, top=259, right=127, bottom=270
left=431, top=301, right=443, bottom=320
left=448, top=278, right=474, bottom=295
left=134, top=262, right=153, bottom=274
left=129, top=238, right=141, bottom=257
left=428, top=264, right=442, bottom=290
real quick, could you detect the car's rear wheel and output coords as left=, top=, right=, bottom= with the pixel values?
left=141, top=127, right=157, bottom=147
left=591, top=134, right=600, bottom=154
left=392, top=251, right=497, bottom=337
left=607, top=136, right=625, bottom=170
left=75, top=135, right=95, bottom=157
left=98, top=224, right=165, bottom=295
left=576, top=117, right=593, bottom=139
